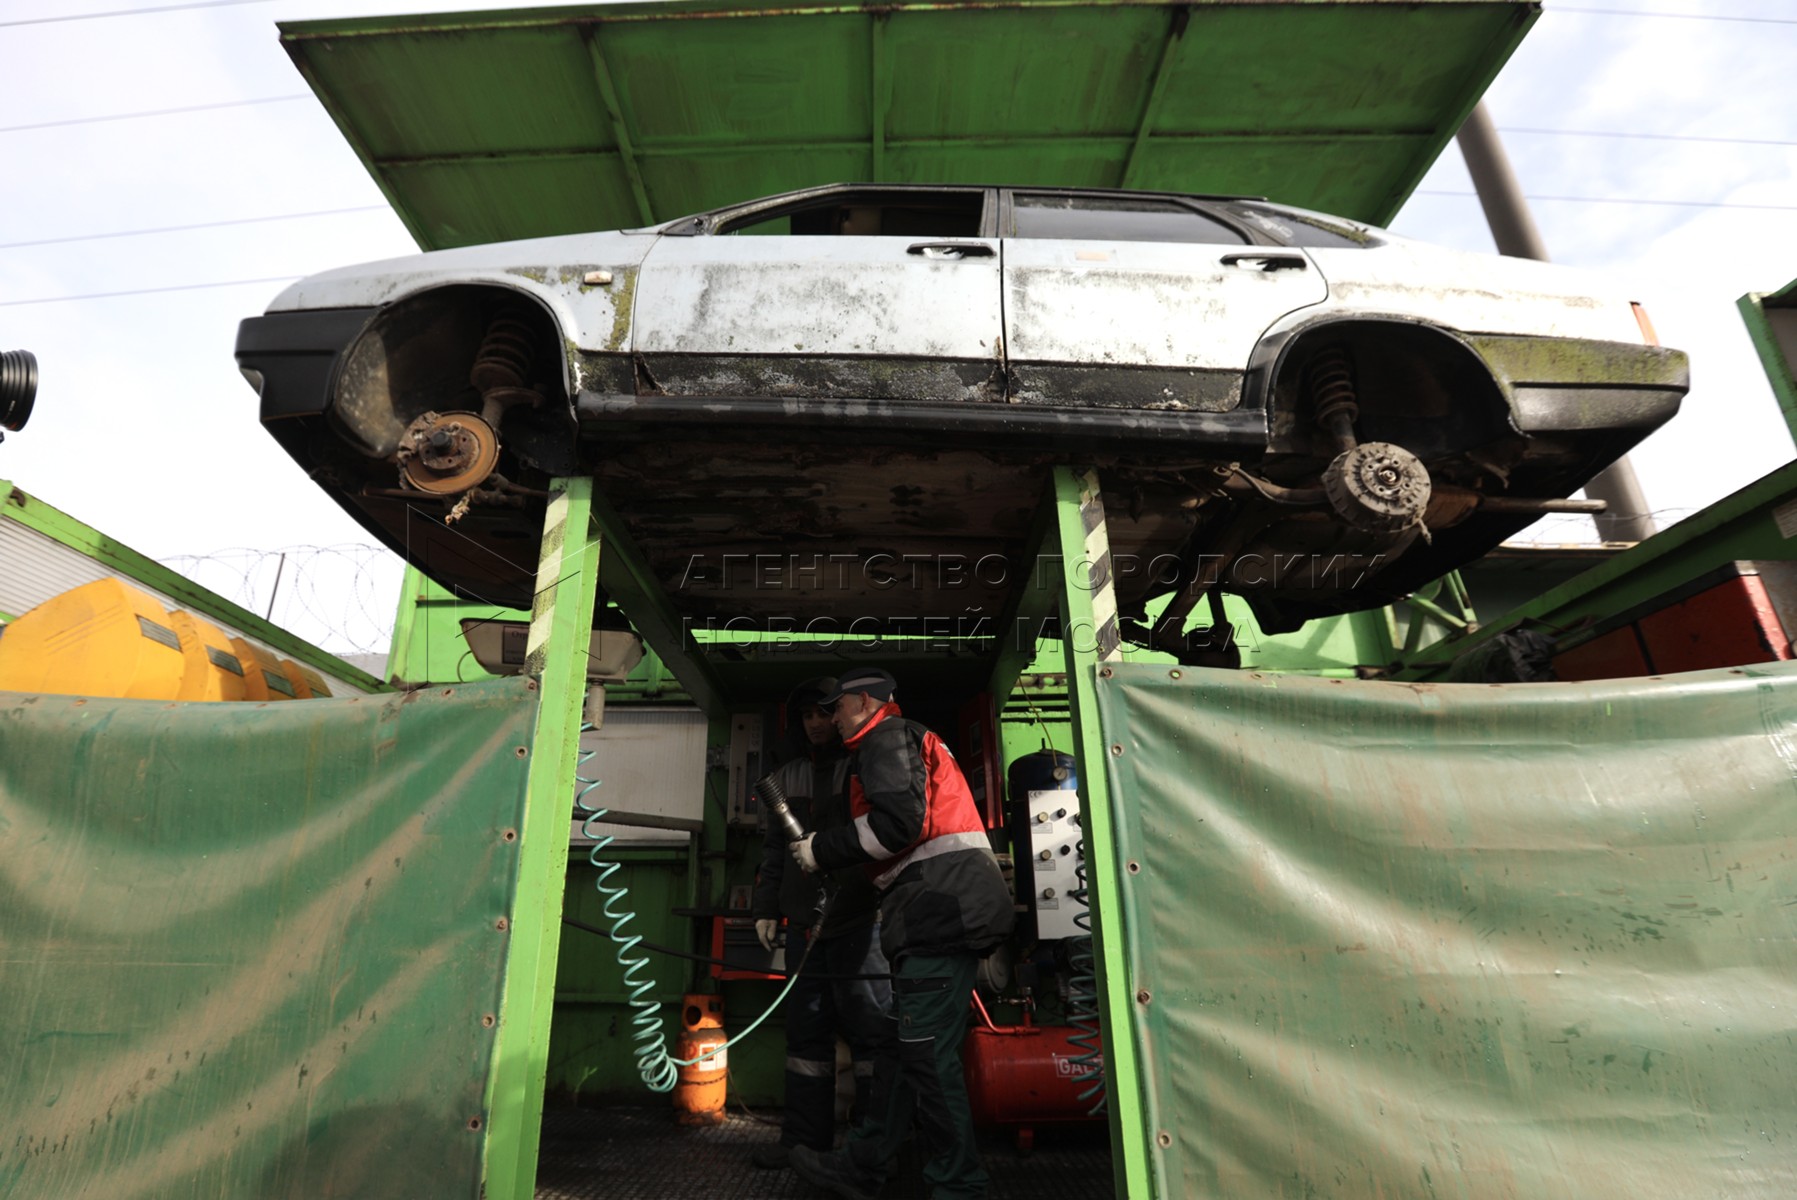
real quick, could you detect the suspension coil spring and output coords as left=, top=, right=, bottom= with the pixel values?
left=1065, top=838, right=1107, bottom=1116
left=1306, top=344, right=1359, bottom=431
left=470, top=312, right=536, bottom=393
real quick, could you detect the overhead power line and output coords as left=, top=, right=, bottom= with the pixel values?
left=0, top=0, right=274, bottom=28
left=0, top=206, right=390, bottom=251
left=0, top=94, right=309, bottom=136
left=1419, top=189, right=1797, bottom=213
left=1500, top=126, right=1797, bottom=148
left=1557, top=6, right=1797, bottom=25
left=0, top=275, right=301, bottom=309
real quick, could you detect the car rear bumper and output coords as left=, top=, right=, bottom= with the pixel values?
left=1465, top=335, right=1689, bottom=434
left=236, top=308, right=379, bottom=424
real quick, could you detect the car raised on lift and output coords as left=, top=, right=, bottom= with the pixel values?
left=237, top=183, right=1688, bottom=652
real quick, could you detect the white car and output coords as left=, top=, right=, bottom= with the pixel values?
left=237, top=183, right=1687, bottom=649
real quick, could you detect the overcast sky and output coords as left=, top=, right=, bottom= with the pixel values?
left=2, top=0, right=1794, bottom=651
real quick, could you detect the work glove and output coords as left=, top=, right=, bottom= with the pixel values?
left=755, top=918, right=779, bottom=953
left=791, top=833, right=819, bottom=874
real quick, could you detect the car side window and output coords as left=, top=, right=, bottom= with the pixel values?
left=717, top=191, right=985, bottom=237
left=1225, top=202, right=1378, bottom=248
left=1009, top=194, right=1246, bottom=244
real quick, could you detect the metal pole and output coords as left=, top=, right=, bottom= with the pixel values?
left=1456, top=101, right=1657, bottom=543
left=1051, top=466, right=1154, bottom=1200
left=262, top=552, right=287, bottom=621
left=483, top=476, right=601, bottom=1200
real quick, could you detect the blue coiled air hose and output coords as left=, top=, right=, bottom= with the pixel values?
left=574, top=722, right=803, bottom=1093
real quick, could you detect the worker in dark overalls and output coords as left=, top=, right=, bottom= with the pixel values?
left=750, top=676, right=892, bottom=1169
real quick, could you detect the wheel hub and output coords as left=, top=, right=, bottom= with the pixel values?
left=399, top=411, right=500, bottom=494
left=1323, top=442, right=1431, bottom=534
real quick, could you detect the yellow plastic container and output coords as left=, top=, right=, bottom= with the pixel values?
left=166, top=610, right=248, bottom=702
left=0, top=578, right=187, bottom=700
left=281, top=658, right=333, bottom=699
left=231, top=637, right=299, bottom=702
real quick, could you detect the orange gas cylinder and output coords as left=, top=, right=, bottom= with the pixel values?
left=674, top=993, right=728, bottom=1125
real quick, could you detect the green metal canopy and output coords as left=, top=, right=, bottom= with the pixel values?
left=281, top=0, right=1537, bottom=251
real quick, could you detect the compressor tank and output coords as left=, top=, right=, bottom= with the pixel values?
left=964, top=1022, right=1105, bottom=1134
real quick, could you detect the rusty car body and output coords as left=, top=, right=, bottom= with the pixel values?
left=236, top=183, right=1689, bottom=648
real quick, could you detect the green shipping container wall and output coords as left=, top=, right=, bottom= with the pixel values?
left=0, top=680, right=539, bottom=1200
left=1096, top=663, right=1797, bottom=1198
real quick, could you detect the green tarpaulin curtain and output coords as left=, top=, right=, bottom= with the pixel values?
left=0, top=681, right=539, bottom=1199
left=1098, top=662, right=1797, bottom=1199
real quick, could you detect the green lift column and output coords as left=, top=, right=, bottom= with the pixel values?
left=1051, top=466, right=1155, bottom=1199
left=483, top=476, right=603, bottom=1200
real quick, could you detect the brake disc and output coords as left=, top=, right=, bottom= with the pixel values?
left=398, top=411, right=500, bottom=495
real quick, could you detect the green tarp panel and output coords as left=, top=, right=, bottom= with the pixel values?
left=0, top=680, right=539, bottom=1199
left=1097, top=663, right=1797, bottom=1198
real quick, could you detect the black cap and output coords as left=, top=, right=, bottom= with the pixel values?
left=820, top=668, right=897, bottom=705
left=788, top=675, right=838, bottom=712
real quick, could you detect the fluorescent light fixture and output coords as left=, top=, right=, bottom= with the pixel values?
left=459, top=619, right=644, bottom=682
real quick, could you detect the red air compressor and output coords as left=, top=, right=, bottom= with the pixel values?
left=962, top=993, right=1105, bottom=1151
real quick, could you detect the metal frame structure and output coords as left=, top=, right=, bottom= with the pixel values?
left=490, top=466, right=1166, bottom=1198
left=1395, top=460, right=1797, bottom=679
left=279, top=0, right=1539, bottom=251
left=484, top=478, right=604, bottom=1200
left=1739, top=280, right=1797, bottom=452
left=1049, top=467, right=1152, bottom=1198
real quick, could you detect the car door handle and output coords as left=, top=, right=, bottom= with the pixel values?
left=1221, top=252, right=1308, bottom=272
left=907, top=242, right=997, bottom=260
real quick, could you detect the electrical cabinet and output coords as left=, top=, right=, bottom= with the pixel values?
left=726, top=712, right=767, bottom=828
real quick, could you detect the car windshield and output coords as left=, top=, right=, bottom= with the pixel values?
left=1225, top=202, right=1380, bottom=248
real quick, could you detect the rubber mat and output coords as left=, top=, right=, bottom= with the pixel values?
left=536, top=1107, right=1114, bottom=1199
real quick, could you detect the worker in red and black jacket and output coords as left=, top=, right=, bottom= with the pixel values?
left=788, top=668, right=1014, bottom=1200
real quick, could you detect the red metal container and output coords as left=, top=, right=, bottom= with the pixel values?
left=963, top=1020, right=1106, bottom=1139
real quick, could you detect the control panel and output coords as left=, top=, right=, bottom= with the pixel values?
left=1023, top=787, right=1088, bottom=940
